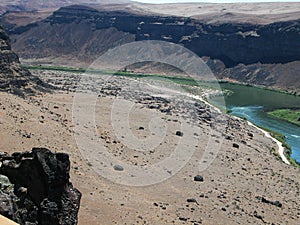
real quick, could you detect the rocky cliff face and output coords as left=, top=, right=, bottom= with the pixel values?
left=4, top=5, right=300, bottom=92
left=0, top=26, right=50, bottom=97
left=0, top=148, right=81, bottom=225
left=10, top=5, right=300, bottom=67
left=0, top=0, right=130, bottom=14
left=204, top=58, right=300, bottom=94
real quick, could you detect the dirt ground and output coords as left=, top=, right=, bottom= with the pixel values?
left=0, top=71, right=299, bottom=224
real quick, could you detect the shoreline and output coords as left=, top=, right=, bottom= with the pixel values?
left=24, top=64, right=300, bottom=96
left=225, top=110, right=292, bottom=165
left=8, top=68, right=299, bottom=224
left=267, top=109, right=300, bottom=127
left=219, top=79, right=300, bottom=97
left=246, top=121, right=291, bottom=165
left=144, top=80, right=292, bottom=166
left=26, top=66, right=297, bottom=166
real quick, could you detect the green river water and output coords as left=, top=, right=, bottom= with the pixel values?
left=210, top=83, right=300, bottom=163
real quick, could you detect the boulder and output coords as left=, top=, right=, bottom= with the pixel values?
left=194, top=175, right=204, bottom=182
left=233, top=143, right=240, bottom=149
left=176, top=131, right=183, bottom=137
left=0, top=148, right=81, bottom=225
left=114, top=165, right=124, bottom=171
left=256, top=196, right=283, bottom=208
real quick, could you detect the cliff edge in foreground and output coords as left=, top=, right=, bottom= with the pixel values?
left=0, top=148, right=81, bottom=225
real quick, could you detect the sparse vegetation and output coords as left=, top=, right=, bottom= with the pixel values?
left=218, top=80, right=299, bottom=96
left=23, top=65, right=87, bottom=73
left=267, top=109, right=300, bottom=126
left=23, top=64, right=223, bottom=88
left=259, top=126, right=300, bottom=167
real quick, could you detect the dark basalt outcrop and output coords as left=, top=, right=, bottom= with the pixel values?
left=9, top=5, right=300, bottom=67
left=0, top=26, right=51, bottom=97
left=0, top=0, right=130, bottom=14
left=3, top=5, right=300, bottom=92
left=0, top=148, right=81, bottom=225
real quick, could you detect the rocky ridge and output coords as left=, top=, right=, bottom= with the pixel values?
left=0, top=148, right=81, bottom=225
left=4, top=4, right=300, bottom=93
left=0, top=0, right=130, bottom=14
left=0, top=26, right=51, bottom=97
left=10, top=5, right=300, bottom=67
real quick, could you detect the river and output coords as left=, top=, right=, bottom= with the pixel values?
left=210, top=83, right=300, bottom=163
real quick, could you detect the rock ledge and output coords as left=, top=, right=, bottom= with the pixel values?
left=0, top=148, right=81, bottom=225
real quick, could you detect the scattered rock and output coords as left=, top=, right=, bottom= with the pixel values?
left=187, top=198, right=198, bottom=204
left=176, top=131, right=183, bottom=137
left=22, top=133, right=31, bottom=139
left=114, top=165, right=124, bottom=171
left=242, top=167, right=247, bottom=171
left=257, top=196, right=282, bottom=208
left=233, top=143, right=240, bottom=149
left=194, top=175, right=204, bottom=182
left=179, top=217, right=188, bottom=221
left=225, top=135, right=233, bottom=140
left=253, top=211, right=264, bottom=221
left=39, top=115, right=45, bottom=123
left=272, top=201, right=283, bottom=208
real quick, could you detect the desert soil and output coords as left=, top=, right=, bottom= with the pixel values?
left=0, top=70, right=299, bottom=225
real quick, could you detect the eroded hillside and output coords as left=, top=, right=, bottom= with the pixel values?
left=0, top=26, right=50, bottom=97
